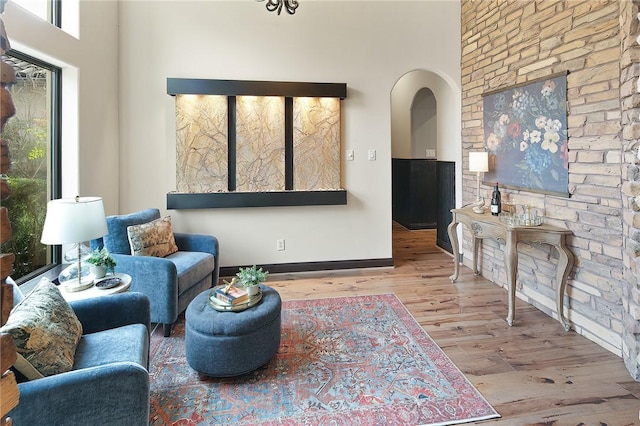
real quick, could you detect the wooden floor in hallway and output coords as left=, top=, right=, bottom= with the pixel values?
left=258, top=222, right=640, bottom=425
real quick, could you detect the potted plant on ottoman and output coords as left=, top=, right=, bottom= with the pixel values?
left=236, top=265, right=268, bottom=296
left=86, top=247, right=117, bottom=279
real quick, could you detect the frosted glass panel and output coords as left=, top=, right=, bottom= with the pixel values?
left=236, top=96, right=286, bottom=192
left=175, top=95, right=228, bottom=192
left=293, top=98, right=341, bottom=190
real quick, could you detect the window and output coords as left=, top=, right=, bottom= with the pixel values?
left=1, top=51, right=61, bottom=282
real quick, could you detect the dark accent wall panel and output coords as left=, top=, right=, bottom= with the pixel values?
left=392, top=159, right=437, bottom=230
left=227, top=96, right=237, bottom=191
left=167, top=190, right=347, bottom=209
left=436, top=161, right=455, bottom=254
left=285, top=97, right=294, bottom=190
left=167, top=78, right=347, bottom=99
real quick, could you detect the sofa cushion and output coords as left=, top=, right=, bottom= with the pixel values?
left=167, top=251, right=216, bottom=295
left=127, top=216, right=179, bottom=258
left=0, top=278, right=82, bottom=379
left=73, top=323, right=149, bottom=370
left=104, top=208, right=161, bottom=254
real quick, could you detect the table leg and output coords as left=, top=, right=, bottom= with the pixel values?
left=473, top=236, right=481, bottom=276
left=555, top=243, right=574, bottom=332
left=448, top=220, right=460, bottom=282
left=504, top=231, right=518, bottom=326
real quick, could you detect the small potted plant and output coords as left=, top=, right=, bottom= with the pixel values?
left=86, top=247, right=117, bottom=279
left=236, top=265, right=268, bottom=296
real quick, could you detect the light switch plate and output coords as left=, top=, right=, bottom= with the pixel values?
left=368, top=149, right=376, bottom=161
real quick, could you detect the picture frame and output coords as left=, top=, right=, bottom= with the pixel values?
left=482, top=72, right=569, bottom=197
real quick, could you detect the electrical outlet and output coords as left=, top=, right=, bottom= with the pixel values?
left=277, top=239, right=285, bottom=251
left=368, top=149, right=376, bottom=161
left=346, top=150, right=354, bottom=161
left=426, top=149, right=436, bottom=158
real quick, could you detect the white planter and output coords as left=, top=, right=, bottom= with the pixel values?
left=91, top=265, right=107, bottom=279
left=246, top=284, right=260, bottom=296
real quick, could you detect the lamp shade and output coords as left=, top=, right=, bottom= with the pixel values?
left=469, top=151, right=489, bottom=173
left=41, top=196, right=108, bottom=244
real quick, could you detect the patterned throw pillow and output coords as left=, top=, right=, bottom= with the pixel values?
left=127, top=216, right=179, bottom=258
left=0, top=278, right=83, bottom=380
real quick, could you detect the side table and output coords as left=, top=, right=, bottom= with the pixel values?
left=61, top=272, right=132, bottom=302
left=448, top=205, right=574, bottom=330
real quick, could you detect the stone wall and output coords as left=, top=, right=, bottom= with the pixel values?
left=620, top=0, right=640, bottom=380
left=461, top=0, right=640, bottom=377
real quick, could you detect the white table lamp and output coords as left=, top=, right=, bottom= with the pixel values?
left=41, top=196, right=108, bottom=292
left=469, top=152, right=489, bottom=214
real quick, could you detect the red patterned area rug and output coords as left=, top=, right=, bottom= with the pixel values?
left=149, top=293, right=499, bottom=425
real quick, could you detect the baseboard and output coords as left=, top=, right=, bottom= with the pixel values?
left=220, top=258, right=394, bottom=278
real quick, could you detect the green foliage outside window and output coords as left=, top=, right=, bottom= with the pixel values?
left=1, top=178, right=47, bottom=279
left=1, top=55, right=51, bottom=281
left=2, top=117, right=48, bottom=180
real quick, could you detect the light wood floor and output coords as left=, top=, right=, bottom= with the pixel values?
left=261, top=222, right=640, bottom=425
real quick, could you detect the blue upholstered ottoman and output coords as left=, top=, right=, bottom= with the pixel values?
left=185, top=285, right=282, bottom=377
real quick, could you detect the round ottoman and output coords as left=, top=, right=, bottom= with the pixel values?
left=185, top=285, right=282, bottom=377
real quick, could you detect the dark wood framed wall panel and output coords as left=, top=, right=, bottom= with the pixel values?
left=167, top=190, right=347, bottom=209
left=285, top=97, right=294, bottom=190
left=227, top=96, right=237, bottom=191
left=167, top=79, right=347, bottom=99
left=167, top=78, right=348, bottom=209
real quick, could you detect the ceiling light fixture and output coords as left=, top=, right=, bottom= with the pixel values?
left=256, top=0, right=299, bottom=15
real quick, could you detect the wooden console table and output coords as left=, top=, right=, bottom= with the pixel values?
left=447, top=205, right=574, bottom=331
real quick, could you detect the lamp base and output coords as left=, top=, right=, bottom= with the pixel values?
left=58, top=262, right=94, bottom=292
left=472, top=197, right=485, bottom=214
left=62, top=279, right=95, bottom=293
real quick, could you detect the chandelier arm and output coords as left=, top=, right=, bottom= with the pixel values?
left=284, top=0, right=299, bottom=14
left=265, top=0, right=282, bottom=14
left=258, top=0, right=299, bottom=15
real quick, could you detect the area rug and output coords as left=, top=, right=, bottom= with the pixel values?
left=149, top=293, right=499, bottom=425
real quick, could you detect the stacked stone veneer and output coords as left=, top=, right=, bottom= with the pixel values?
left=462, top=0, right=640, bottom=379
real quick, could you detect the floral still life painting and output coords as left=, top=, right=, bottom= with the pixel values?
left=483, top=73, right=569, bottom=196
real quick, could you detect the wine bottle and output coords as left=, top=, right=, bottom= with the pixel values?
left=490, top=182, right=501, bottom=216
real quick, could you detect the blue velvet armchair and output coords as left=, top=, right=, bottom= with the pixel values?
left=92, top=208, right=219, bottom=337
left=8, top=291, right=151, bottom=426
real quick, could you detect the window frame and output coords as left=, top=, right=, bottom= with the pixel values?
left=5, top=49, right=63, bottom=284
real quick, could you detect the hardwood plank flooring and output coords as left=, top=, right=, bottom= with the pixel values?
left=254, top=222, right=640, bottom=425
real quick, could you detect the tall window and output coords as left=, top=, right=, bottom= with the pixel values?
left=1, top=52, right=61, bottom=282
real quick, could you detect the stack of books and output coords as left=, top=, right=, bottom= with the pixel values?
left=213, top=285, right=249, bottom=305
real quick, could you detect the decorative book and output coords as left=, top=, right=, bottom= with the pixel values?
left=214, top=286, right=249, bottom=305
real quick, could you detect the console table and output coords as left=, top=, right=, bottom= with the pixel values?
left=447, top=205, right=574, bottom=331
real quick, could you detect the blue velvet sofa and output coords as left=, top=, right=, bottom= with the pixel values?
left=7, top=291, right=151, bottom=426
left=92, top=208, right=219, bottom=336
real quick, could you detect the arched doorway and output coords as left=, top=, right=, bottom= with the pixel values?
left=390, top=69, right=462, bottom=255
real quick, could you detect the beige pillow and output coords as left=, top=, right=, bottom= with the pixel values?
left=127, top=216, right=179, bottom=257
left=0, top=278, right=82, bottom=379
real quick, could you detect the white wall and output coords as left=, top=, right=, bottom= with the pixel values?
left=411, top=88, right=437, bottom=159
left=117, top=0, right=461, bottom=267
left=7, top=1, right=461, bottom=269
left=4, top=0, right=120, bottom=214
